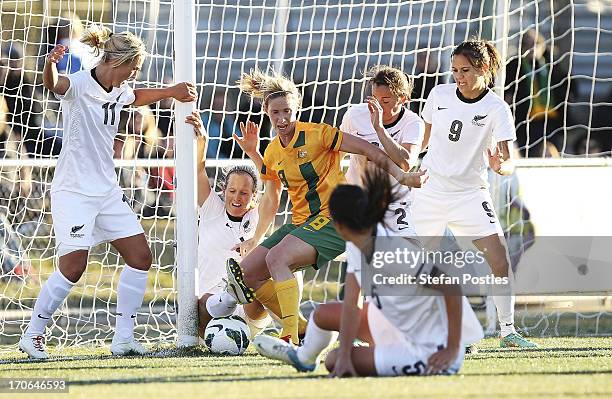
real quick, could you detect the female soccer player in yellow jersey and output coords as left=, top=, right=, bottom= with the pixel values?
left=224, top=68, right=427, bottom=344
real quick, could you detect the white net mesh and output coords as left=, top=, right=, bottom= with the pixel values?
left=1, top=0, right=611, bottom=351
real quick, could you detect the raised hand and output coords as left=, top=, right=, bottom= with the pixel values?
left=234, top=121, right=260, bottom=156
left=185, top=111, right=205, bottom=138
left=366, top=96, right=384, bottom=132
left=47, top=45, right=68, bottom=64
left=171, top=82, right=197, bottom=102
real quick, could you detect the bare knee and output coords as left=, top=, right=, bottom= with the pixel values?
left=124, top=247, right=153, bottom=271
left=313, top=302, right=342, bottom=331
left=242, top=250, right=270, bottom=289
left=58, top=250, right=88, bottom=283
left=265, top=246, right=285, bottom=274
left=325, top=349, right=338, bottom=372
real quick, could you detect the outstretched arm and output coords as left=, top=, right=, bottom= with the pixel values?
left=252, top=179, right=282, bottom=244
left=43, top=45, right=70, bottom=95
left=132, top=82, right=197, bottom=106
left=339, top=133, right=427, bottom=188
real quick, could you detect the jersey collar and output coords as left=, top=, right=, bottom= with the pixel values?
left=90, top=68, right=114, bottom=94
left=382, top=106, right=405, bottom=129
left=455, top=87, right=489, bottom=104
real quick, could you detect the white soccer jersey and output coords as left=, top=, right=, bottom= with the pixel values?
left=197, top=193, right=259, bottom=296
left=421, top=83, right=516, bottom=193
left=346, top=223, right=482, bottom=347
left=53, top=69, right=136, bottom=196
left=341, top=103, right=425, bottom=204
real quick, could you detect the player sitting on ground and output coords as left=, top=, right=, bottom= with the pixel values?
left=253, top=168, right=484, bottom=376
left=184, top=113, right=273, bottom=340
left=18, top=24, right=196, bottom=359
left=221, top=68, right=427, bottom=345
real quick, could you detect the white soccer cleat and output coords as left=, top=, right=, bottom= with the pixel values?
left=18, top=335, right=49, bottom=360
left=110, top=337, right=149, bottom=356
left=253, top=334, right=317, bottom=372
left=253, top=334, right=294, bottom=362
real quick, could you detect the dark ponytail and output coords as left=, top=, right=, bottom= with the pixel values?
left=329, top=167, right=398, bottom=231
left=452, top=39, right=501, bottom=88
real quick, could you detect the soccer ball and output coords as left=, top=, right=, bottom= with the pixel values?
left=204, top=316, right=250, bottom=355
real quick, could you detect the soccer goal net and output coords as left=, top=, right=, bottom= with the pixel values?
left=1, top=0, right=611, bottom=351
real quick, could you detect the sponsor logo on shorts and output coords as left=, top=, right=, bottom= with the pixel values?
left=70, top=224, right=85, bottom=238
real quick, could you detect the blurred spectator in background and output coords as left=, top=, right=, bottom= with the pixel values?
left=0, top=42, right=44, bottom=157
left=505, top=29, right=577, bottom=158
left=202, top=91, right=237, bottom=159
left=410, top=51, right=439, bottom=116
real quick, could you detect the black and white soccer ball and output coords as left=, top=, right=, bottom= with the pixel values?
left=204, top=315, right=250, bottom=355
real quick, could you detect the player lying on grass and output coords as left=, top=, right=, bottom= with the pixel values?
left=220, top=68, right=427, bottom=345
left=182, top=113, right=273, bottom=340
left=19, top=24, right=196, bottom=359
left=253, top=168, right=484, bottom=376
left=406, top=39, right=536, bottom=348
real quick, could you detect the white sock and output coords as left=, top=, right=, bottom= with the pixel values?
left=493, top=267, right=516, bottom=337
left=297, top=314, right=338, bottom=365
left=114, top=265, right=148, bottom=342
left=205, top=291, right=238, bottom=318
left=495, top=294, right=517, bottom=337
left=244, top=313, right=272, bottom=339
left=25, top=270, right=74, bottom=337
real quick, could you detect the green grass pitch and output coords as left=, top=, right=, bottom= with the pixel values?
left=0, top=337, right=610, bottom=399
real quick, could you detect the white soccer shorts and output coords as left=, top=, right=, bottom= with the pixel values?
left=367, top=304, right=465, bottom=376
left=411, top=187, right=503, bottom=239
left=51, top=187, right=144, bottom=249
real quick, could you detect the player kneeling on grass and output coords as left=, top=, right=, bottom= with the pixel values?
left=187, top=113, right=272, bottom=340
left=254, top=168, right=483, bottom=376
left=18, top=24, right=196, bottom=359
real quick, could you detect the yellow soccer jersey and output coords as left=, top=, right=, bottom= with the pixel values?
left=260, top=121, right=345, bottom=225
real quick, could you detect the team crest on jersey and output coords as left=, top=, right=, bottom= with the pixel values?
left=297, top=150, right=308, bottom=159
left=472, top=114, right=487, bottom=127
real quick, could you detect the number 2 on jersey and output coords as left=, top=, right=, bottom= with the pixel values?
left=102, top=102, right=118, bottom=125
left=448, top=120, right=463, bottom=142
